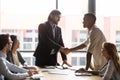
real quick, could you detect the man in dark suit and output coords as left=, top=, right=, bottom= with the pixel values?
left=33, top=10, right=71, bottom=67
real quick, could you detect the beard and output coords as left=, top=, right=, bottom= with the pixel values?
left=51, top=19, right=58, bottom=25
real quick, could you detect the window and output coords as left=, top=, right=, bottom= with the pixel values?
left=71, top=52, right=86, bottom=66
left=24, top=38, right=32, bottom=42
left=1, top=0, right=119, bottom=66
left=23, top=43, right=32, bottom=49
left=116, top=31, right=120, bottom=51
left=72, top=30, right=87, bottom=51
left=80, top=57, right=86, bottom=66
left=71, top=57, right=77, bottom=66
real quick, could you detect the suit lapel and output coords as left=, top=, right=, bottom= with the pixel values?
left=55, top=27, right=58, bottom=41
left=46, top=22, right=54, bottom=39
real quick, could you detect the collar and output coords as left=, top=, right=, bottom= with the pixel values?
left=49, top=22, right=56, bottom=28
left=0, top=51, right=7, bottom=58
left=88, top=25, right=96, bottom=34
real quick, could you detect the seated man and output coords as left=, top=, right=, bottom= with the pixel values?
left=0, top=34, right=38, bottom=80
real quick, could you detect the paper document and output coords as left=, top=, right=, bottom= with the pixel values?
left=75, top=72, right=92, bottom=76
left=44, top=66, right=56, bottom=69
left=48, top=69, right=71, bottom=75
left=31, top=73, right=44, bottom=79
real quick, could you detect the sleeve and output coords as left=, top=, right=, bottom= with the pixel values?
left=87, top=28, right=100, bottom=54
left=102, top=60, right=115, bottom=80
left=0, top=58, right=29, bottom=80
left=58, top=29, right=67, bottom=60
left=83, top=37, right=90, bottom=46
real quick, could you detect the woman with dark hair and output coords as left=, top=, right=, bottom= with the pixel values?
left=76, top=42, right=120, bottom=80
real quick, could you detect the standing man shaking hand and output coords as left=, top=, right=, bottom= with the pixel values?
left=34, top=10, right=71, bottom=68
left=63, top=13, right=107, bottom=71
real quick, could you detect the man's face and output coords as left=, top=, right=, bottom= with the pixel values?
left=82, top=16, right=90, bottom=28
left=51, top=15, right=61, bottom=24
left=6, top=37, right=12, bottom=52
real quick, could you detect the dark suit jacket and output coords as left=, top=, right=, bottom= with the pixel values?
left=33, top=21, right=67, bottom=67
left=6, top=51, right=25, bottom=65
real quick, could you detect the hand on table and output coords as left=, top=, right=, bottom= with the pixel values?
left=28, top=68, right=39, bottom=77
left=61, top=60, right=72, bottom=69
left=75, top=68, right=87, bottom=73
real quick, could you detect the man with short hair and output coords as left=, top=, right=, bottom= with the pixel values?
left=64, top=13, right=107, bottom=71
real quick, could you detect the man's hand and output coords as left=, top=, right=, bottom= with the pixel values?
left=61, top=60, right=72, bottom=69
left=28, top=69, right=39, bottom=77
left=75, top=68, right=87, bottom=73
left=60, top=47, right=71, bottom=55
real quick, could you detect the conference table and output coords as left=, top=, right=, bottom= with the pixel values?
left=28, top=66, right=102, bottom=80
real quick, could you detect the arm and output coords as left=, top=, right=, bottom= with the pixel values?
left=58, top=30, right=67, bottom=61
left=57, top=27, right=72, bottom=66
left=69, top=37, right=89, bottom=52
left=76, top=68, right=99, bottom=75
left=87, top=70, right=99, bottom=75
left=102, top=60, right=115, bottom=80
left=70, top=43, right=86, bottom=51
left=0, top=58, right=29, bottom=80
left=85, top=52, right=92, bottom=70
left=61, top=40, right=86, bottom=54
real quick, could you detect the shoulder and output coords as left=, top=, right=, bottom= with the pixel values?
left=92, top=26, right=103, bottom=34
left=107, top=59, right=115, bottom=68
left=38, top=21, right=50, bottom=29
left=39, top=22, right=46, bottom=28
left=56, top=25, right=61, bottom=30
left=93, top=26, right=100, bottom=31
left=108, top=59, right=114, bottom=64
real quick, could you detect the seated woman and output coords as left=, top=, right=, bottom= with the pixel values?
left=76, top=42, right=120, bottom=80
left=6, top=35, right=36, bottom=69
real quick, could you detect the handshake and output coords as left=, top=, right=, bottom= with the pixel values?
left=60, top=47, right=72, bottom=55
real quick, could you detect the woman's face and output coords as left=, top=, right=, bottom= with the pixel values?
left=13, top=39, right=20, bottom=49
left=101, top=46, right=110, bottom=60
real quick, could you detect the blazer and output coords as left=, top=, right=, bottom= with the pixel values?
left=6, top=51, right=25, bottom=66
left=34, top=21, right=67, bottom=66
